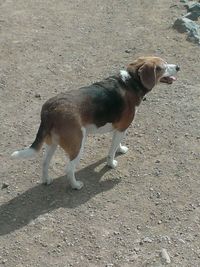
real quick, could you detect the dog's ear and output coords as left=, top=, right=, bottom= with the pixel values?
left=127, top=58, right=144, bottom=77
left=138, top=63, right=156, bottom=91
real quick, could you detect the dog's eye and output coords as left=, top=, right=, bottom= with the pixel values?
left=156, top=66, right=162, bottom=72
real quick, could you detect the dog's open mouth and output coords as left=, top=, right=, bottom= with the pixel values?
left=160, top=76, right=177, bottom=84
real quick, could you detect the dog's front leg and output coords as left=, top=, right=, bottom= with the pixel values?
left=107, top=130, right=127, bottom=168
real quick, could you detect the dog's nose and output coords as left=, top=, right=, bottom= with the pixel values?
left=176, top=65, right=180, bottom=72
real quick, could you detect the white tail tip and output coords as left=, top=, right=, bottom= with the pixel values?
left=11, top=147, right=37, bottom=159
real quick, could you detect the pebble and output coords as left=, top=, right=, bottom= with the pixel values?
left=156, top=192, right=161, bottom=198
left=35, top=93, right=41, bottom=98
left=155, top=170, right=161, bottom=176
left=113, top=231, right=120, bottom=235
left=2, top=259, right=7, bottom=264
left=178, top=238, right=186, bottom=244
left=160, top=248, right=171, bottom=264
left=134, top=247, right=140, bottom=253
left=1, top=182, right=9, bottom=189
left=143, top=237, right=153, bottom=243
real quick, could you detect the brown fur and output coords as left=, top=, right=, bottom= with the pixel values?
left=30, top=56, right=172, bottom=160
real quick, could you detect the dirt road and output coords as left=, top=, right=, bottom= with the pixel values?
left=0, top=0, right=200, bottom=266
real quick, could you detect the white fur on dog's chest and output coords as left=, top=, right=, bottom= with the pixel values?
left=86, top=123, right=114, bottom=134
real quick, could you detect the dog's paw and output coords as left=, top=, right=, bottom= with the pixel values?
left=117, top=145, right=128, bottom=154
left=107, top=159, right=118, bottom=168
left=71, top=180, right=84, bottom=190
left=42, top=176, right=53, bottom=185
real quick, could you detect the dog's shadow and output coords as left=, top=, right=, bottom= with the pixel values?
left=0, top=157, right=120, bottom=236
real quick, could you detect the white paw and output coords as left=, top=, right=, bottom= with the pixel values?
left=117, top=145, right=128, bottom=154
left=71, top=180, right=84, bottom=190
left=42, top=177, right=53, bottom=185
left=107, top=159, right=118, bottom=168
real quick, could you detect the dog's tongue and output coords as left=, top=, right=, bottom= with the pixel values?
left=171, top=76, right=176, bottom=81
left=168, top=76, right=177, bottom=84
left=161, top=76, right=177, bottom=84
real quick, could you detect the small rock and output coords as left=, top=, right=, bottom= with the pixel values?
left=125, top=49, right=131, bottom=53
left=187, top=26, right=200, bottom=44
left=184, top=12, right=200, bottom=21
left=2, top=182, right=9, bottom=189
left=2, top=259, right=7, bottom=264
left=155, top=170, right=161, bottom=176
left=184, top=1, right=198, bottom=10
left=187, top=2, right=200, bottom=14
left=173, top=17, right=199, bottom=33
left=143, top=237, right=153, bottom=243
left=105, top=264, right=114, bottom=267
left=134, top=247, right=140, bottom=253
left=156, top=192, right=161, bottom=198
left=35, top=93, right=41, bottom=98
left=113, top=231, right=120, bottom=235
left=155, top=159, right=160, bottom=163
left=173, top=17, right=200, bottom=45
left=160, top=248, right=171, bottom=264
left=178, top=238, right=186, bottom=244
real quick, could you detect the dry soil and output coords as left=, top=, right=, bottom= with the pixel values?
left=0, top=0, right=200, bottom=266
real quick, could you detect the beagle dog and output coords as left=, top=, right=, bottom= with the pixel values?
left=12, top=56, right=180, bottom=189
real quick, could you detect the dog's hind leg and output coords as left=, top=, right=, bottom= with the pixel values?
left=60, top=127, right=86, bottom=190
left=42, top=144, right=57, bottom=185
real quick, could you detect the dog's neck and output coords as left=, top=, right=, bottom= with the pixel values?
left=118, top=70, right=148, bottom=97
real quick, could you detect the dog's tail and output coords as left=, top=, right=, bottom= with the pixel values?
left=11, top=122, right=47, bottom=159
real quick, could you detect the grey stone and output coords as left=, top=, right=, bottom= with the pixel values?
left=35, top=93, right=41, bottom=98
left=1, top=182, right=9, bottom=189
left=160, top=248, right=171, bottom=264
left=173, top=17, right=200, bottom=45
left=184, top=1, right=198, bottom=10
left=184, top=11, right=200, bottom=21
left=143, top=237, right=153, bottom=243
left=173, top=17, right=199, bottom=33
left=184, top=2, right=200, bottom=21
left=188, top=2, right=200, bottom=13
left=187, top=27, right=200, bottom=44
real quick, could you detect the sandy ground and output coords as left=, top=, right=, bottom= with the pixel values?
left=0, top=0, right=200, bottom=266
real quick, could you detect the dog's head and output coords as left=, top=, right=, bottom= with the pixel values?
left=127, top=56, right=180, bottom=91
